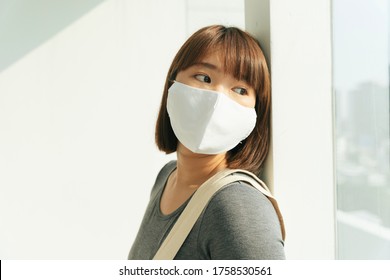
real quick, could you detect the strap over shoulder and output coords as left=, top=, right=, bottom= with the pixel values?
left=153, top=168, right=286, bottom=260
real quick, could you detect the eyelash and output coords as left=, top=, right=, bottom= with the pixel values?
left=193, top=74, right=248, bottom=95
left=194, top=74, right=211, bottom=83
left=233, top=88, right=247, bottom=95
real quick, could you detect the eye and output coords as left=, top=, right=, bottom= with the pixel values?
left=232, top=87, right=247, bottom=95
left=194, top=74, right=211, bottom=83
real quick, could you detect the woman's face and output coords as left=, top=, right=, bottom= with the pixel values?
left=175, top=51, right=257, bottom=108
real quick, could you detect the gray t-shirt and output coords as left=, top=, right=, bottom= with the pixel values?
left=128, top=161, right=285, bottom=260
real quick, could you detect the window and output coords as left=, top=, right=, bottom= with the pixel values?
left=333, top=0, right=390, bottom=259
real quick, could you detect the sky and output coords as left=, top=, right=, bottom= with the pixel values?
left=332, top=0, right=389, bottom=93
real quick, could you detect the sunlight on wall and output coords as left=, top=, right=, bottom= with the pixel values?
left=0, top=0, right=184, bottom=259
left=0, top=0, right=245, bottom=259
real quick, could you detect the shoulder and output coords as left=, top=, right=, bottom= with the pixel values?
left=160, top=160, right=177, bottom=175
left=150, top=160, right=177, bottom=197
left=206, top=181, right=277, bottom=224
left=197, top=181, right=285, bottom=259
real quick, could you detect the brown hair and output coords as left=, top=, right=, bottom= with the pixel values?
left=155, top=25, right=271, bottom=175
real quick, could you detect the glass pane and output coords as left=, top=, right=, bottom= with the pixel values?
left=333, top=0, right=390, bottom=259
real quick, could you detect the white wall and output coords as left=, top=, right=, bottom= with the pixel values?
left=0, top=0, right=183, bottom=259
left=271, top=0, right=335, bottom=258
left=0, top=0, right=244, bottom=259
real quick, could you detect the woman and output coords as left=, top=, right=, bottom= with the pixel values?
left=128, top=25, right=285, bottom=260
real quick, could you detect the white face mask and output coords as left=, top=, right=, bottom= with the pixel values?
left=167, top=81, right=257, bottom=154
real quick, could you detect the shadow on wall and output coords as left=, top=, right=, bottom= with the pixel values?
left=0, top=0, right=106, bottom=72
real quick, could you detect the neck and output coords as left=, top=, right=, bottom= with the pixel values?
left=174, top=144, right=227, bottom=190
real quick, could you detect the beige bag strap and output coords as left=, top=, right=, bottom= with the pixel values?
left=153, top=169, right=285, bottom=260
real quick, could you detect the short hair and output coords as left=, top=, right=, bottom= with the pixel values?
left=155, top=25, right=271, bottom=175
